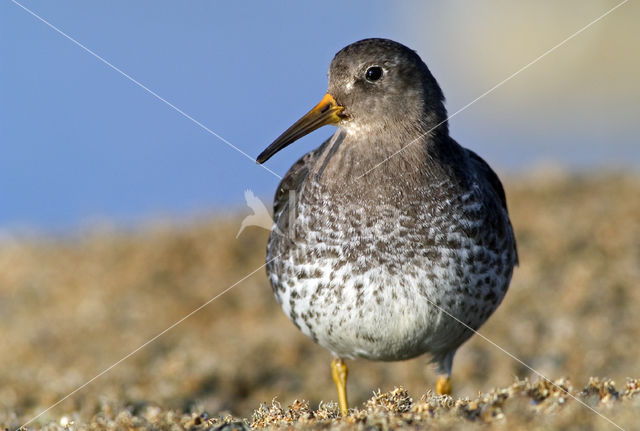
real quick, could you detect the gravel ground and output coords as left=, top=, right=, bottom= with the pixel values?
left=1, top=172, right=639, bottom=430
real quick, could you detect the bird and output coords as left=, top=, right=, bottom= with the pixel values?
left=256, top=38, right=517, bottom=416
left=236, top=189, right=277, bottom=238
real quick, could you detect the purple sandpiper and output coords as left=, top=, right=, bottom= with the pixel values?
left=257, top=38, right=518, bottom=415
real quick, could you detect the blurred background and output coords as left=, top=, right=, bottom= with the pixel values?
left=1, top=0, right=638, bottom=232
left=1, top=1, right=640, bottom=429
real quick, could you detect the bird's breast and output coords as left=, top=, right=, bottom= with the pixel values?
left=266, top=179, right=516, bottom=360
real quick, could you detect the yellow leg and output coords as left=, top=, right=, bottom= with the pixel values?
left=331, top=358, right=349, bottom=416
left=436, top=374, right=451, bottom=395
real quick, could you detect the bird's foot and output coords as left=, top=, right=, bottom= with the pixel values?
left=436, top=374, right=451, bottom=395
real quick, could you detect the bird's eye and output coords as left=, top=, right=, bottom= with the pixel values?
left=365, top=66, right=383, bottom=82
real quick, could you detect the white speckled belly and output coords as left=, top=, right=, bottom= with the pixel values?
left=267, top=183, right=515, bottom=362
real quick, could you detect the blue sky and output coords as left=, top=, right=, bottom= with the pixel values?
left=1, top=1, right=638, bottom=231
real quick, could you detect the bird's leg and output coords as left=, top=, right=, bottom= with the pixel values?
left=436, top=374, right=451, bottom=395
left=331, top=358, right=349, bottom=416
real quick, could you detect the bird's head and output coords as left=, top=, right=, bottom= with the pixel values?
left=257, top=38, right=447, bottom=164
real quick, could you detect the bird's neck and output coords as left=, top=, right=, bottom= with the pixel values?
left=315, top=124, right=456, bottom=192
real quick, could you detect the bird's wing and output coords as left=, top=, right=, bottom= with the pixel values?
left=465, top=148, right=519, bottom=264
left=272, top=137, right=331, bottom=221
left=465, top=149, right=508, bottom=210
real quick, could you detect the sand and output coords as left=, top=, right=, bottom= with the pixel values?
left=1, top=172, right=639, bottom=430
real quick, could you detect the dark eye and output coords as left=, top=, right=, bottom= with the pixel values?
left=365, top=66, right=383, bottom=82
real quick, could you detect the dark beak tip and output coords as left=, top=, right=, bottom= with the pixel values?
left=256, top=152, right=268, bottom=164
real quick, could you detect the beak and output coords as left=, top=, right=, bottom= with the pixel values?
left=257, top=93, right=345, bottom=164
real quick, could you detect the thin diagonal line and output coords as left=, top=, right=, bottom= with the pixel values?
left=358, top=2, right=629, bottom=429
left=17, top=256, right=277, bottom=430
left=10, top=1, right=630, bottom=431
left=9, top=0, right=282, bottom=180
left=423, top=296, right=626, bottom=431
left=355, top=0, right=629, bottom=181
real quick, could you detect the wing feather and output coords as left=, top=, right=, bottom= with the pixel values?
left=466, top=149, right=519, bottom=264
